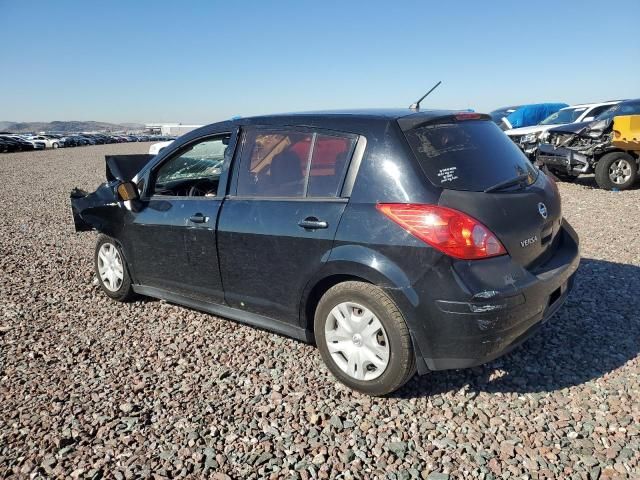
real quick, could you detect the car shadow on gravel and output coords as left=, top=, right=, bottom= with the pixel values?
left=564, top=174, right=640, bottom=191
left=397, top=258, right=640, bottom=398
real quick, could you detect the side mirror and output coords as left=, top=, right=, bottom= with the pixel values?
left=583, top=116, right=594, bottom=122
left=116, top=181, right=139, bottom=201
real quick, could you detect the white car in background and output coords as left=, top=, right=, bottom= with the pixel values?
left=149, top=140, right=173, bottom=156
left=25, top=135, right=61, bottom=149
left=506, top=101, right=621, bottom=158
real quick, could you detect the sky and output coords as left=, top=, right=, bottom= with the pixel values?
left=1, top=0, right=639, bottom=124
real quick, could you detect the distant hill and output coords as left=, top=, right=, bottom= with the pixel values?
left=0, top=120, right=145, bottom=133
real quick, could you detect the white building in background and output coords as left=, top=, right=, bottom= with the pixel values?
left=144, top=123, right=203, bottom=136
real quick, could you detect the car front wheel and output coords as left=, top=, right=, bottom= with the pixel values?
left=314, top=281, right=415, bottom=396
left=595, top=152, right=638, bottom=190
left=94, top=235, right=135, bottom=302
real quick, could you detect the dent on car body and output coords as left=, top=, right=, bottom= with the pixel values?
left=70, top=182, right=120, bottom=232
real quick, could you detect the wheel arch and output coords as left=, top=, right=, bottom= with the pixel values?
left=595, top=147, right=637, bottom=162
left=96, top=233, right=136, bottom=283
left=298, top=245, right=419, bottom=335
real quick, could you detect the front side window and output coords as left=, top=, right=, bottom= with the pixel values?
left=152, top=136, right=229, bottom=197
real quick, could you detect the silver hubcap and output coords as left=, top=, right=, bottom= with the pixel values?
left=609, top=159, right=632, bottom=184
left=324, top=302, right=390, bottom=381
left=97, top=243, right=124, bottom=292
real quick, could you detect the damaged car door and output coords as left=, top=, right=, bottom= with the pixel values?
left=126, top=131, right=237, bottom=302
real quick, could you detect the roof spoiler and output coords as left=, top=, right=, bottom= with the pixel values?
left=397, top=112, right=491, bottom=132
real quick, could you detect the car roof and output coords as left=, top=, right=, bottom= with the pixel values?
left=238, top=108, right=468, bottom=124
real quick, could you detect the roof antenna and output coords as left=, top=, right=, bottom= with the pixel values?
left=409, top=81, right=442, bottom=111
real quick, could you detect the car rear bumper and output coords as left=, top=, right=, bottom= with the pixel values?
left=392, top=221, right=580, bottom=373
left=537, top=143, right=590, bottom=175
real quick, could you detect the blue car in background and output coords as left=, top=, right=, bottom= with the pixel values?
left=492, top=103, right=569, bottom=130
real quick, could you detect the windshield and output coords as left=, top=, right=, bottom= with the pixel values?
left=595, top=105, right=619, bottom=120
left=540, top=107, right=585, bottom=125
left=403, top=119, right=538, bottom=192
left=595, top=101, right=640, bottom=121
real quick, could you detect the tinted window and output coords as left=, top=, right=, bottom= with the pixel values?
left=153, top=137, right=228, bottom=197
left=237, top=130, right=312, bottom=197
left=403, top=119, right=538, bottom=192
left=307, top=135, right=354, bottom=197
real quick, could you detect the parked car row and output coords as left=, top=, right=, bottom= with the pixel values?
left=0, top=132, right=175, bottom=153
left=0, top=134, right=47, bottom=152
left=496, top=99, right=640, bottom=190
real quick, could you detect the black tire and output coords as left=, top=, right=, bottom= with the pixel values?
left=314, top=281, right=415, bottom=396
left=594, top=152, right=638, bottom=191
left=94, top=235, right=135, bottom=302
left=52, top=142, right=59, bottom=149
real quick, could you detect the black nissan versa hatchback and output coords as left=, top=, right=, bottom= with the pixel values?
left=70, top=109, right=580, bottom=395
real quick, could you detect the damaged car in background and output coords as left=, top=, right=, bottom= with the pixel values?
left=506, top=101, right=620, bottom=160
left=537, top=99, right=640, bottom=190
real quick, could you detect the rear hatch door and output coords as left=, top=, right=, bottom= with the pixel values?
left=438, top=179, right=561, bottom=268
left=399, top=114, right=562, bottom=268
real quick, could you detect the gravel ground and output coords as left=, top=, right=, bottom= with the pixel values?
left=1, top=145, right=638, bottom=479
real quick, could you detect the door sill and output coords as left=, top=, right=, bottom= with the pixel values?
left=132, top=284, right=313, bottom=343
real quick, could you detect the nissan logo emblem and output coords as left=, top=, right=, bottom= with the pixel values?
left=538, top=202, right=548, bottom=219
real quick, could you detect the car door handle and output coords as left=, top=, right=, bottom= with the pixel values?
left=189, top=213, right=208, bottom=223
left=298, top=217, right=328, bottom=230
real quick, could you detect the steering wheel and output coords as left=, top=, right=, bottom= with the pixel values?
left=188, top=179, right=217, bottom=197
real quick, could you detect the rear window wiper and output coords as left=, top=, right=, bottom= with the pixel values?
left=484, top=173, right=531, bottom=193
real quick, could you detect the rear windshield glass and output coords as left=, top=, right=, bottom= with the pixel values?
left=403, top=119, right=538, bottom=192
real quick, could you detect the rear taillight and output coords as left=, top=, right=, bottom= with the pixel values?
left=376, top=203, right=507, bottom=260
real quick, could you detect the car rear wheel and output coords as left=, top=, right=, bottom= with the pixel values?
left=95, top=235, right=135, bottom=302
left=52, top=142, right=59, bottom=149
left=595, top=152, right=638, bottom=190
left=314, top=281, right=415, bottom=396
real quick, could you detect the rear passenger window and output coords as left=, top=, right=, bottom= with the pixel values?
left=237, top=130, right=312, bottom=197
left=307, top=135, right=355, bottom=197
left=236, top=128, right=355, bottom=198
